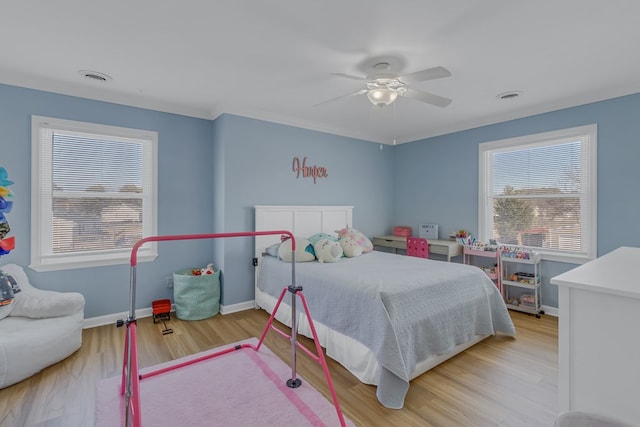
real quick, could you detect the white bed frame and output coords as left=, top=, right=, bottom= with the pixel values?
left=253, top=205, right=487, bottom=388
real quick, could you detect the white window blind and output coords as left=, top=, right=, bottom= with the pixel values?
left=478, top=125, right=597, bottom=263
left=31, top=116, right=158, bottom=271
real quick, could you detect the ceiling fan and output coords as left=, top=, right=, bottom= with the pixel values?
left=317, top=61, right=452, bottom=108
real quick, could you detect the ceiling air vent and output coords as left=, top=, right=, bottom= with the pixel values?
left=497, top=90, right=522, bottom=100
left=78, top=70, right=112, bottom=82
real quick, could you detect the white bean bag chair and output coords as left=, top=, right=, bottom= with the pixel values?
left=0, top=264, right=85, bottom=389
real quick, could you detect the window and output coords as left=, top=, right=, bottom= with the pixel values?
left=478, top=124, right=597, bottom=263
left=31, top=116, right=158, bottom=271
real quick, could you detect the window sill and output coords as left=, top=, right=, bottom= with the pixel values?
left=537, top=251, right=594, bottom=265
left=30, top=252, right=158, bottom=272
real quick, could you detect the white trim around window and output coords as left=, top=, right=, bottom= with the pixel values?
left=30, top=116, right=158, bottom=271
left=478, top=124, right=597, bottom=264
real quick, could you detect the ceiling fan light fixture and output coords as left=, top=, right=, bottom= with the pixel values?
left=367, top=88, right=398, bottom=107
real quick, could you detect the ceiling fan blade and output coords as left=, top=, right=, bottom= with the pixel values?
left=331, top=72, right=366, bottom=81
left=314, top=89, right=368, bottom=107
left=399, top=66, right=451, bottom=83
left=403, top=88, right=452, bottom=108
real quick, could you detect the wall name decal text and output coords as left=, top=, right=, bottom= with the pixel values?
left=292, top=156, right=328, bottom=184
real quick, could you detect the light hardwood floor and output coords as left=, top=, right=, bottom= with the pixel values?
left=0, top=309, right=558, bottom=427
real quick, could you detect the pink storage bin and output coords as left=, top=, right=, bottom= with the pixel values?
left=393, top=226, right=412, bottom=237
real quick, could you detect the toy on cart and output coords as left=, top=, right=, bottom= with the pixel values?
left=152, top=299, right=171, bottom=323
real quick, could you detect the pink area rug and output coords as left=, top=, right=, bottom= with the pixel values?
left=95, top=338, right=354, bottom=426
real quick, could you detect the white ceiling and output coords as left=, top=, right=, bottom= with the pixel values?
left=2, top=1, right=639, bottom=145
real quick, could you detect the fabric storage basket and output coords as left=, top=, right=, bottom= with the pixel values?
left=172, top=269, right=220, bottom=320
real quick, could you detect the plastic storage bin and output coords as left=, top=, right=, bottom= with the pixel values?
left=393, top=226, right=412, bottom=237
left=172, top=269, right=220, bottom=320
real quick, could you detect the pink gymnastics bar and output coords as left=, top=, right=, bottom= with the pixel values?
left=119, top=231, right=346, bottom=427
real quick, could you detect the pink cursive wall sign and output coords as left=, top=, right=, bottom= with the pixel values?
left=292, top=156, right=328, bottom=184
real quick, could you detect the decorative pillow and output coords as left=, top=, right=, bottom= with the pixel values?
left=0, top=269, right=20, bottom=319
left=336, top=226, right=373, bottom=253
left=265, top=242, right=281, bottom=257
left=305, top=233, right=338, bottom=258
left=307, top=232, right=338, bottom=246
left=278, top=237, right=316, bottom=263
left=314, top=239, right=343, bottom=263
left=340, top=236, right=363, bottom=258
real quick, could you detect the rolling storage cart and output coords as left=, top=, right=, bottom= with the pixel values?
left=500, top=246, right=543, bottom=317
left=463, top=246, right=501, bottom=290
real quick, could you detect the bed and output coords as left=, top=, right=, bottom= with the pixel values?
left=254, top=205, right=515, bottom=409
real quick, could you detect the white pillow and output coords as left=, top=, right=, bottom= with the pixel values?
left=277, top=237, right=316, bottom=263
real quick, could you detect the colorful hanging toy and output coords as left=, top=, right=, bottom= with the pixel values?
left=0, top=167, right=15, bottom=257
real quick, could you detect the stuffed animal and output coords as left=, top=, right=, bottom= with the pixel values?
left=307, top=232, right=338, bottom=246
left=278, top=236, right=316, bottom=262
left=340, top=236, right=363, bottom=258
left=335, top=226, right=373, bottom=253
left=314, top=239, right=343, bottom=263
left=202, top=263, right=215, bottom=275
left=192, top=263, right=215, bottom=276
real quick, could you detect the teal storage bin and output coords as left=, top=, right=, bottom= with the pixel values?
left=172, top=269, right=220, bottom=320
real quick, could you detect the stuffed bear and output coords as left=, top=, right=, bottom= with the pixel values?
left=340, top=236, right=363, bottom=258
left=314, top=238, right=343, bottom=263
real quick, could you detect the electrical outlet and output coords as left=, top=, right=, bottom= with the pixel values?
left=165, top=276, right=173, bottom=288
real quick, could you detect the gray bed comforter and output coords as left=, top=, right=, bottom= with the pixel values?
left=257, top=250, right=515, bottom=409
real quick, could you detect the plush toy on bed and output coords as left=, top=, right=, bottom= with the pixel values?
left=336, top=226, right=373, bottom=254
left=277, top=236, right=316, bottom=262
left=313, top=239, right=343, bottom=263
left=307, top=232, right=338, bottom=246
left=339, top=236, right=363, bottom=258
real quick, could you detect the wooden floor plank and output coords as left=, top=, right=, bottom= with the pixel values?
left=0, top=310, right=557, bottom=426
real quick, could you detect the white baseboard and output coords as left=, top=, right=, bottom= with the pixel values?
left=84, top=301, right=256, bottom=329
left=85, top=299, right=553, bottom=328
left=82, top=307, right=153, bottom=329
left=83, top=307, right=156, bottom=329
left=541, top=304, right=558, bottom=317
left=220, top=300, right=255, bottom=315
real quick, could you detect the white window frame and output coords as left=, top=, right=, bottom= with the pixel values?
left=478, top=124, right=597, bottom=264
left=31, top=116, right=158, bottom=271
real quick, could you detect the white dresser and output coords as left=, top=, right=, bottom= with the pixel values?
left=550, top=247, right=640, bottom=426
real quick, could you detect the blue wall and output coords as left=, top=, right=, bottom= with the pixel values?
left=212, top=114, right=394, bottom=305
left=392, top=92, right=640, bottom=307
left=0, top=83, right=215, bottom=318
left=0, top=84, right=394, bottom=317
left=2, top=81, right=639, bottom=317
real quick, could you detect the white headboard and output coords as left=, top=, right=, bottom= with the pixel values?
left=254, top=205, right=354, bottom=260
left=253, top=205, right=353, bottom=305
